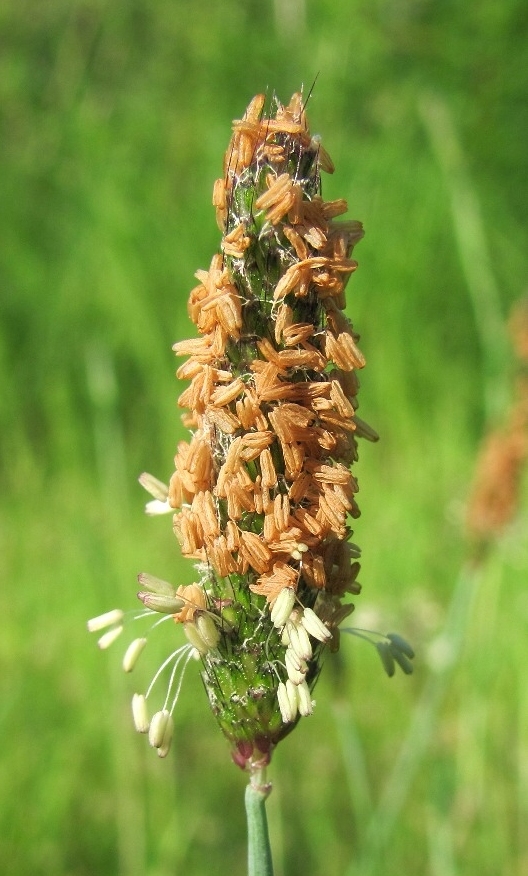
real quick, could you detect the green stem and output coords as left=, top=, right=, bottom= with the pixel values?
left=245, top=769, right=274, bottom=876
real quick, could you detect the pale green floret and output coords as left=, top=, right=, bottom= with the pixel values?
left=137, top=572, right=177, bottom=597
left=183, top=621, right=211, bottom=654
left=132, top=693, right=150, bottom=733
left=87, top=609, right=124, bottom=632
left=137, top=591, right=185, bottom=614
left=123, top=637, right=148, bottom=672
left=97, top=625, right=123, bottom=650
left=195, top=613, right=220, bottom=650
left=148, top=709, right=170, bottom=748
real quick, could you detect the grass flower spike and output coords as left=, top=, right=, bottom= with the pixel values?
left=88, top=92, right=414, bottom=778
left=165, top=91, right=377, bottom=769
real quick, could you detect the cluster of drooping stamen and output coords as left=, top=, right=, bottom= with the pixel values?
left=89, top=92, right=400, bottom=768
left=87, top=588, right=200, bottom=758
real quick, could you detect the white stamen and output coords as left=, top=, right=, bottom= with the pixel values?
left=301, top=607, right=332, bottom=642
left=131, top=693, right=150, bottom=733
left=296, top=680, right=314, bottom=716
left=285, top=647, right=307, bottom=685
left=292, top=542, right=309, bottom=560
left=277, top=681, right=298, bottom=723
left=286, top=679, right=299, bottom=716
left=157, top=714, right=174, bottom=758
left=286, top=620, right=312, bottom=660
left=145, top=498, right=173, bottom=516
left=87, top=609, right=124, bottom=633
left=97, top=625, right=123, bottom=650
left=285, top=621, right=302, bottom=656
left=138, top=472, right=169, bottom=501
left=270, top=587, right=296, bottom=628
left=123, top=637, right=148, bottom=672
left=149, top=709, right=170, bottom=748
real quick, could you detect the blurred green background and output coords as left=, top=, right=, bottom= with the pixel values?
left=2, top=1, right=528, bottom=874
